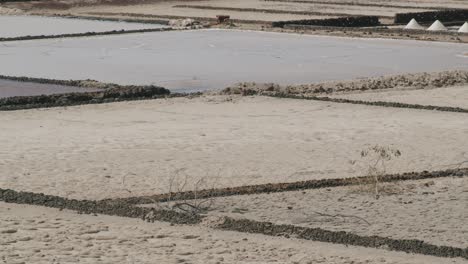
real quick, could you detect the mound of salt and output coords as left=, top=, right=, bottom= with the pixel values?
left=404, top=19, right=425, bottom=30
left=427, top=20, right=448, bottom=31
left=458, top=22, right=468, bottom=33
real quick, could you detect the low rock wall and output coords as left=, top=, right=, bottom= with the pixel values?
left=273, top=16, right=380, bottom=28
left=395, top=10, right=468, bottom=24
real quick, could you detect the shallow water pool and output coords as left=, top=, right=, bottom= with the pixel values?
left=0, top=29, right=466, bottom=92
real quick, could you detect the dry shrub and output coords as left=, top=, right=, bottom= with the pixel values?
left=151, top=168, right=219, bottom=215
left=350, top=145, right=402, bottom=199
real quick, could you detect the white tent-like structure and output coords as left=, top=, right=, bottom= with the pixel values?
left=458, top=22, right=468, bottom=33
left=404, top=19, right=425, bottom=30
left=427, top=20, right=448, bottom=31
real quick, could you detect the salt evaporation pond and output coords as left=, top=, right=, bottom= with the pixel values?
left=0, top=79, right=102, bottom=98
left=0, top=15, right=166, bottom=38
left=0, top=29, right=467, bottom=92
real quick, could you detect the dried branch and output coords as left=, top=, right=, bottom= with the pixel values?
left=311, top=211, right=371, bottom=226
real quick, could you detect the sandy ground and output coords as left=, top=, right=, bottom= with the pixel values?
left=329, top=85, right=468, bottom=109
left=1, top=96, right=467, bottom=200
left=168, top=177, right=467, bottom=248
left=2, top=202, right=465, bottom=264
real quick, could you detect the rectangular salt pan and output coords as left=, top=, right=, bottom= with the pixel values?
left=0, top=29, right=467, bottom=92
left=0, top=15, right=166, bottom=38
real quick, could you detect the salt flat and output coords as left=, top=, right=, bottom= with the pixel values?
left=0, top=15, right=165, bottom=38
left=1, top=95, right=467, bottom=200
left=0, top=29, right=466, bottom=92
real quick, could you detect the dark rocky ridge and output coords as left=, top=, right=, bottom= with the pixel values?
left=0, top=188, right=201, bottom=224
left=395, top=10, right=468, bottom=24
left=272, top=16, right=381, bottom=28
left=0, top=87, right=170, bottom=111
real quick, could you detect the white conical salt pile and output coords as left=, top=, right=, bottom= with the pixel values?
left=404, top=18, right=425, bottom=30
left=458, top=22, right=468, bottom=33
left=427, top=20, right=448, bottom=31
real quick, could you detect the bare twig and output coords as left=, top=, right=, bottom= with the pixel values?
left=311, top=211, right=371, bottom=225
left=145, top=168, right=220, bottom=218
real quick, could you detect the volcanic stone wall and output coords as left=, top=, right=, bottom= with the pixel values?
left=270, top=94, right=468, bottom=113
left=1, top=182, right=467, bottom=259
left=394, top=10, right=468, bottom=24
left=272, top=16, right=380, bottom=28
left=113, top=168, right=468, bottom=205
left=0, top=28, right=172, bottom=42
left=0, top=188, right=201, bottom=224
left=0, top=86, right=170, bottom=111
left=218, top=218, right=468, bottom=259
left=222, top=71, right=468, bottom=96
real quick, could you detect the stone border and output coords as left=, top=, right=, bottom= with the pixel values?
left=172, top=5, right=393, bottom=19
left=272, top=16, right=381, bottom=28
left=31, top=13, right=171, bottom=25
left=282, top=23, right=468, bottom=36
left=0, top=27, right=174, bottom=42
left=0, top=75, right=172, bottom=111
left=217, top=217, right=468, bottom=259
left=0, top=74, right=131, bottom=88
left=0, top=88, right=172, bottom=111
left=108, top=168, right=468, bottom=205
left=222, top=71, right=468, bottom=96
left=270, top=93, right=468, bottom=113
left=1, top=185, right=467, bottom=259
left=0, top=188, right=201, bottom=224
left=395, top=10, right=468, bottom=24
